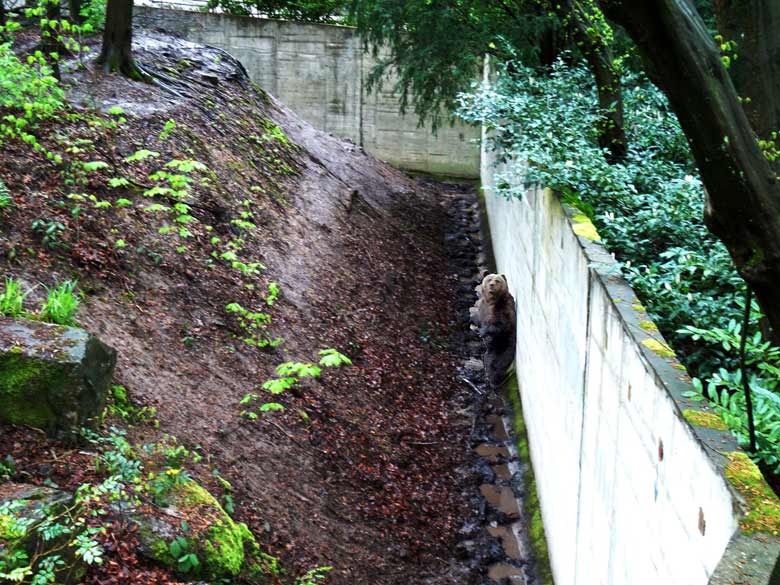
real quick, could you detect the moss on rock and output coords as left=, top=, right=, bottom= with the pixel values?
left=638, top=320, right=658, bottom=332
left=0, top=353, right=59, bottom=429
left=724, top=452, right=780, bottom=535
left=136, top=478, right=258, bottom=581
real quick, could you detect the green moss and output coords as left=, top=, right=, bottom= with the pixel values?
left=673, top=364, right=687, bottom=371
left=682, top=409, right=728, bottom=431
left=202, top=519, right=255, bottom=577
left=0, top=353, right=59, bottom=429
left=632, top=303, right=646, bottom=312
left=505, top=375, right=554, bottom=585
left=570, top=213, right=601, bottom=241
left=169, top=480, right=258, bottom=579
left=641, top=338, right=675, bottom=358
left=724, top=452, right=780, bottom=535
left=639, top=320, right=658, bottom=332
left=149, top=536, right=173, bottom=564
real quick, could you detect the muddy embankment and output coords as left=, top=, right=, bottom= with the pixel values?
left=0, top=30, right=547, bottom=585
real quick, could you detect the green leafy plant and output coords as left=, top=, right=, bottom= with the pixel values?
left=0, top=177, right=11, bottom=210
left=318, top=348, right=352, bottom=368
left=107, top=385, right=158, bottom=426
left=0, top=278, right=27, bottom=317
left=39, top=280, right=79, bottom=325
left=295, top=566, right=332, bottom=585
left=80, top=0, right=107, bottom=31
left=168, top=536, right=200, bottom=573
left=241, top=349, right=351, bottom=419
left=225, top=282, right=283, bottom=349
left=31, top=219, right=66, bottom=248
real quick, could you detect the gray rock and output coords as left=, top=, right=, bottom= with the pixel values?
left=0, top=483, right=85, bottom=584
left=0, top=317, right=117, bottom=437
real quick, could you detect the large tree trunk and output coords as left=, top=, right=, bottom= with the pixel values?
left=1, top=0, right=6, bottom=26
left=713, top=0, right=780, bottom=171
left=601, top=0, right=780, bottom=339
left=99, top=0, right=137, bottom=76
left=561, top=0, right=628, bottom=162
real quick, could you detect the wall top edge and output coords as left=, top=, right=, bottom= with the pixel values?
left=134, top=4, right=359, bottom=32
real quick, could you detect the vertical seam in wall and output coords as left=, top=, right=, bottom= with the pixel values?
left=272, top=25, right=279, bottom=97
left=571, top=267, right=594, bottom=585
left=358, top=40, right=365, bottom=148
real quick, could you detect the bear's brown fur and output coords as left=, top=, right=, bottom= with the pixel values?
left=470, top=274, right=516, bottom=388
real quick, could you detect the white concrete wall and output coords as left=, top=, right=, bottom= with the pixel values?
left=481, top=144, right=741, bottom=584
left=134, top=7, right=481, bottom=178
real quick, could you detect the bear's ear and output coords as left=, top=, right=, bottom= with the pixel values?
left=500, top=274, right=508, bottom=283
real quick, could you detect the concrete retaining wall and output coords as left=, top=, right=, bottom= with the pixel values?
left=133, top=6, right=480, bottom=178
left=481, top=140, right=780, bottom=583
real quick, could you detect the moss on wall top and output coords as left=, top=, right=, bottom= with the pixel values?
left=724, top=452, right=780, bottom=535
left=682, top=409, right=728, bottom=431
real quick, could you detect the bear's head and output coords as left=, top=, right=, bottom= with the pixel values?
left=480, top=273, right=508, bottom=303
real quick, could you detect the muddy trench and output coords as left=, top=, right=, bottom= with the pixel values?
left=437, top=181, right=546, bottom=585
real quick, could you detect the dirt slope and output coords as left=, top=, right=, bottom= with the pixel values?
left=0, top=32, right=480, bottom=584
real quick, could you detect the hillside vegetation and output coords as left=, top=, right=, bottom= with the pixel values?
left=0, top=29, right=475, bottom=585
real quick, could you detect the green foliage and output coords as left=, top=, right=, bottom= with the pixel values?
left=458, top=58, right=742, bottom=377
left=31, top=219, right=65, bottom=248
left=225, top=302, right=279, bottom=348
left=0, top=177, right=11, bottom=210
left=350, top=0, right=558, bottom=129
left=295, top=566, right=332, bottom=585
left=681, top=313, right=780, bottom=472
left=204, top=0, right=348, bottom=22
left=0, top=41, right=65, bottom=156
left=0, top=278, right=27, bottom=317
left=39, top=280, right=79, bottom=325
left=107, top=385, right=159, bottom=426
left=318, top=348, right=352, bottom=368
left=168, top=536, right=200, bottom=573
left=241, top=349, right=351, bottom=419
left=80, top=0, right=107, bottom=31
left=458, top=57, right=780, bottom=470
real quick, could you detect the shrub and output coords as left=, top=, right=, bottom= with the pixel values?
left=457, top=57, right=777, bottom=469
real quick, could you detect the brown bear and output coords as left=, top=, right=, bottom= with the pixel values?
left=470, top=273, right=516, bottom=389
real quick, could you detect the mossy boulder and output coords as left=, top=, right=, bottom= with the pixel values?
left=0, top=483, right=85, bottom=584
left=0, top=317, right=116, bottom=438
left=134, top=478, right=260, bottom=581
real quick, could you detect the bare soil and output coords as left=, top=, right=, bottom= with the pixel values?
left=0, top=31, right=486, bottom=584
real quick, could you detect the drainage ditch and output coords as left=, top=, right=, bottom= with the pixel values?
left=442, top=182, right=553, bottom=585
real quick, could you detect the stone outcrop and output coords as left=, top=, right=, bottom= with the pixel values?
left=0, top=483, right=85, bottom=584
left=132, top=478, right=262, bottom=581
left=0, top=317, right=116, bottom=437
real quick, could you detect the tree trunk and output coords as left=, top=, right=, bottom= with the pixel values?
left=99, top=0, right=137, bottom=76
left=561, top=0, right=628, bottom=162
left=601, top=0, right=780, bottom=339
left=69, top=0, right=83, bottom=23
left=1, top=0, right=6, bottom=27
left=713, top=0, right=780, bottom=171
left=44, top=0, right=61, bottom=81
